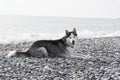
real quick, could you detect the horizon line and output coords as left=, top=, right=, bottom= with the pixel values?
left=0, top=14, right=119, bottom=19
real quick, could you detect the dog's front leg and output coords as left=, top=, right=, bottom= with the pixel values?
left=70, top=54, right=92, bottom=59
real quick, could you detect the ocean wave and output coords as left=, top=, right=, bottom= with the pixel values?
left=0, top=30, right=120, bottom=44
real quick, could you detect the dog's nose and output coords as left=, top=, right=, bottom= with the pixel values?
left=72, top=41, right=75, bottom=45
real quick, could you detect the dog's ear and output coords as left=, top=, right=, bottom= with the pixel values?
left=73, top=28, right=76, bottom=34
left=65, top=30, right=69, bottom=36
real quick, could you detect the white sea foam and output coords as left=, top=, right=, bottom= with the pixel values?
left=78, top=30, right=120, bottom=38
left=0, top=30, right=120, bottom=44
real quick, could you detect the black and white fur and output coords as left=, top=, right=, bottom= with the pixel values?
left=6, top=28, right=81, bottom=58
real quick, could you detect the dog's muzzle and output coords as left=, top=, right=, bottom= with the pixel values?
left=72, top=41, right=75, bottom=45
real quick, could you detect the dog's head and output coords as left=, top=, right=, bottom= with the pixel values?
left=64, top=28, right=78, bottom=48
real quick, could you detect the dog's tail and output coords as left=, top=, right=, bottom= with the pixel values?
left=6, top=50, right=30, bottom=58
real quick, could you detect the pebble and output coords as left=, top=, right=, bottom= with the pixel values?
left=0, top=37, right=120, bottom=79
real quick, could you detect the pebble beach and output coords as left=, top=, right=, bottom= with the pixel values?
left=0, top=37, right=120, bottom=80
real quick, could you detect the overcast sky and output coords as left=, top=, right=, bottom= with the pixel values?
left=0, top=0, right=120, bottom=18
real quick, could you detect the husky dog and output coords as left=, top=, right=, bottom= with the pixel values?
left=6, top=28, right=79, bottom=58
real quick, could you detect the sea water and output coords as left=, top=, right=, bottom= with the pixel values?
left=0, top=15, right=120, bottom=44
